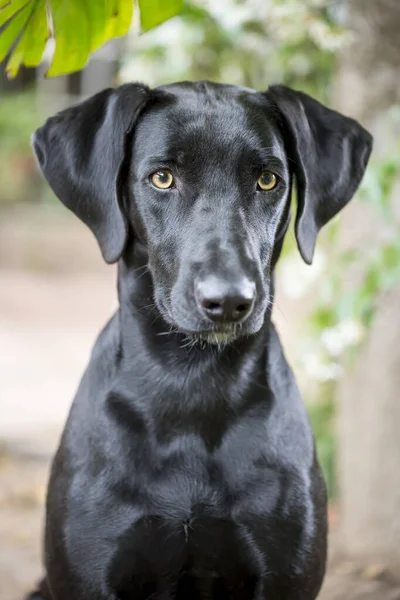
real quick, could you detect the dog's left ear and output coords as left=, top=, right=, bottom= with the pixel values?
left=268, top=85, right=373, bottom=264
left=32, top=83, right=151, bottom=264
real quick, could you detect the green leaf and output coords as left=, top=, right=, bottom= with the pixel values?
left=0, top=0, right=29, bottom=28
left=363, top=263, right=381, bottom=296
left=47, top=0, right=91, bottom=75
left=107, top=0, right=134, bottom=38
left=0, top=0, right=183, bottom=78
left=48, top=0, right=135, bottom=75
left=5, top=26, right=26, bottom=76
left=0, top=2, right=30, bottom=62
left=84, top=1, right=110, bottom=53
left=336, top=291, right=357, bottom=320
left=138, top=0, right=183, bottom=32
left=85, top=0, right=133, bottom=54
left=310, top=306, right=337, bottom=331
left=19, top=0, right=47, bottom=66
left=5, top=0, right=47, bottom=77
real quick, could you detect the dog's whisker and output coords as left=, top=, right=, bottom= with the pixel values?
left=272, top=301, right=288, bottom=323
left=138, top=303, right=156, bottom=310
left=156, top=329, right=178, bottom=337
left=136, top=269, right=150, bottom=281
left=149, top=312, right=164, bottom=327
left=136, top=303, right=157, bottom=315
left=131, top=264, right=150, bottom=280
left=132, top=264, right=149, bottom=274
left=180, top=338, right=196, bottom=350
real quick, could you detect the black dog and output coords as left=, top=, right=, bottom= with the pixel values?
left=27, top=81, right=372, bottom=600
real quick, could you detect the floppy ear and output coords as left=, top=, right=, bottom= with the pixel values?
left=268, top=85, right=373, bottom=264
left=32, top=83, right=151, bottom=264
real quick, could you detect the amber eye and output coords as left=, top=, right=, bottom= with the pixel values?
left=150, top=169, right=174, bottom=189
left=257, top=171, right=278, bottom=191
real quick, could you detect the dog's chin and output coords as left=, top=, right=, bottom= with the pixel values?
left=181, top=312, right=267, bottom=347
left=159, top=307, right=245, bottom=346
left=190, top=329, right=240, bottom=346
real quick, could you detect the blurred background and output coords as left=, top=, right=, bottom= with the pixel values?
left=0, top=0, right=399, bottom=598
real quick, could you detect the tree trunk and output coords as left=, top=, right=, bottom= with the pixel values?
left=335, top=0, right=400, bottom=570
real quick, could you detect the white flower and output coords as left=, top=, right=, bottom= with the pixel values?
left=302, top=351, right=343, bottom=382
left=321, top=319, right=362, bottom=356
left=279, top=249, right=326, bottom=299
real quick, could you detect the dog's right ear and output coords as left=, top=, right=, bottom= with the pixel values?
left=32, top=83, right=151, bottom=264
left=268, top=85, right=372, bottom=265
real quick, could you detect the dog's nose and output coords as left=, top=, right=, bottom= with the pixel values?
left=196, top=277, right=256, bottom=323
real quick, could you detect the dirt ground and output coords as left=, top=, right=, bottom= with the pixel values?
left=1, top=206, right=400, bottom=600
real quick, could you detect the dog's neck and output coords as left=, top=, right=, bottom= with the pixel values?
left=114, top=246, right=277, bottom=446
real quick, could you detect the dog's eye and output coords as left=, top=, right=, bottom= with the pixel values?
left=150, top=170, right=174, bottom=190
left=257, top=171, right=278, bottom=191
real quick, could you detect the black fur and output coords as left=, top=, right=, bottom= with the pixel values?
left=28, top=80, right=372, bottom=600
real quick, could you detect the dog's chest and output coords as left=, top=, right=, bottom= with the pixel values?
left=128, top=423, right=286, bottom=525
left=101, top=433, right=305, bottom=598
left=67, top=404, right=313, bottom=597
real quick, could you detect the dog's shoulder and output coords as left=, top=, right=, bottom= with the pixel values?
left=262, top=323, right=315, bottom=467
left=90, top=310, right=121, bottom=365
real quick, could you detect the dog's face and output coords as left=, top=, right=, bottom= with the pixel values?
left=32, top=81, right=372, bottom=344
left=130, top=84, right=290, bottom=341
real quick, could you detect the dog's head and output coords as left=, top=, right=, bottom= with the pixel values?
left=32, top=81, right=372, bottom=344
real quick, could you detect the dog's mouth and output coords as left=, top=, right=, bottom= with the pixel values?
left=173, top=321, right=250, bottom=348
left=157, top=295, right=266, bottom=347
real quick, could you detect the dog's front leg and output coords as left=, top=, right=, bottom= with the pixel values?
left=43, top=580, right=118, bottom=600
left=254, top=579, right=320, bottom=600
left=24, top=576, right=117, bottom=600
left=40, top=575, right=118, bottom=600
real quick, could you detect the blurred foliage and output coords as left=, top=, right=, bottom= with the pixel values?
left=307, top=385, right=337, bottom=499
left=122, top=0, right=347, bottom=102
left=310, top=152, right=400, bottom=344
left=0, top=92, right=43, bottom=204
left=303, top=121, right=400, bottom=498
left=0, top=92, right=39, bottom=152
left=0, top=0, right=183, bottom=78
